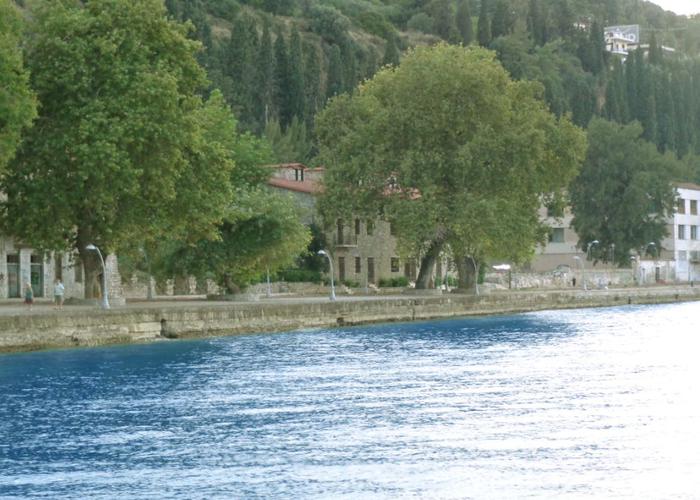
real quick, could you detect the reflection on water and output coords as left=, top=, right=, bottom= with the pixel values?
left=1, top=303, right=700, bottom=498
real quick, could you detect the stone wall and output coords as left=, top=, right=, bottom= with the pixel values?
left=1, top=286, right=698, bottom=353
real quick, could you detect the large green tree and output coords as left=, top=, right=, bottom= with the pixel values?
left=0, top=0, right=233, bottom=297
left=570, top=118, right=679, bottom=266
left=156, top=187, right=312, bottom=294
left=316, top=44, right=586, bottom=291
left=0, top=0, right=36, bottom=171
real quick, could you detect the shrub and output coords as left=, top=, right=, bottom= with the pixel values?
left=407, top=13, right=434, bottom=34
left=309, top=4, right=351, bottom=44
left=278, top=269, right=322, bottom=283
left=357, top=11, right=397, bottom=40
left=378, top=276, right=409, bottom=287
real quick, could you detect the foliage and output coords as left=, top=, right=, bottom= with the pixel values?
left=316, top=44, right=586, bottom=290
left=0, top=0, right=233, bottom=298
left=378, top=276, right=409, bottom=287
left=569, top=118, right=680, bottom=266
left=0, top=0, right=36, bottom=171
left=264, top=117, right=313, bottom=163
left=277, top=268, right=322, bottom=283
left=155, top=188, right=311, bottom=292
left=309, top=4, right=351, bottom=44
left=407, top=13, right=434, bottom=34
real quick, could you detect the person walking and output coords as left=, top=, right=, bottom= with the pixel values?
left=24, top=282, right=34, bottom=311
left=53, top=279, right=65, bottom=310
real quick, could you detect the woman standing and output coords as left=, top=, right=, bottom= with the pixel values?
left=24, top=282, right=34, bottom=311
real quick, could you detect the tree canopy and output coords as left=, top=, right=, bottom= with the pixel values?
left=570, top=118, right=680, bottom=266
left=0, top=0, right=231, bottom=295
left=0, top=0, right=36, bottom=171
left=316, top=43, right=586, bottom=290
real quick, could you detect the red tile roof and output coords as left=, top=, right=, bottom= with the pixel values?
left=267, top=177, right=321, bottom=194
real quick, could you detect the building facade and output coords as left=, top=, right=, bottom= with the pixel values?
left=0, top=235, right=123, bottom=302
left=663, top=183, right=700, bottom=282
left=266, top=163, right=418, bottom=286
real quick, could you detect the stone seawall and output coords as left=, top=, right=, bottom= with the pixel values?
left=1, top=287, right=698, bottom=353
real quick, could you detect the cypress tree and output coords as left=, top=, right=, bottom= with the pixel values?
left=340, top=39, right=359, bottom=94
left=273, top=28, right=291, bottom=127
left=255, top=19, right=275, bottom=129
left=552, top=0, right=575, bottom=40
left=383, top=37, right=400, bottom=67
left=304, top=41, right=322, bottom=129
left=648, top=31, right=663, bottom=66
left=491, top=0, right=512, bottom=39
left=326, top=44, right=344, bottom=100
left=587, top=21, right=605, bottom=75
left=226, top=16, right=259, bottom=129
left=477, top=0, right=492, bottom=47
left=456, top=0, right=473, bottom=46
left=672, top=70, right=692, bottom=157
left=527, top=0, right=548, bottom=46
left=288, top=27, right=306, bottom=124
left=431, top=0, right=457, bottom=41
left=655, top=70, right=675, bottom=153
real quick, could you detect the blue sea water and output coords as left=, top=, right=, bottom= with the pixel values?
left=1, top=303, right=700, bottom=499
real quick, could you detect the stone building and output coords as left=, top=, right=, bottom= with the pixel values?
left=266, top=163, right=418, bottom=286
left=532, top=183, right=700, bottom=284
left=0, top=235, right=123, bottom=303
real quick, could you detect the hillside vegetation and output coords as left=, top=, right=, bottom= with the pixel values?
left=161, top=0, right=700, bottom=165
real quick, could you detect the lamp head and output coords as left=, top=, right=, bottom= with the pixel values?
left=85, top=244, right=97, bottom=251
left=317, top=250, right=327, bottom=256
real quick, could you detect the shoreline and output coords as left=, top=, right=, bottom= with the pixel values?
left=1, top=286, right=698, bottom=354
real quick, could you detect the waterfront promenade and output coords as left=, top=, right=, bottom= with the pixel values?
left=1, top=285, right=698, bottom=353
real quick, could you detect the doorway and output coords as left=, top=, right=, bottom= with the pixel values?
left=7, top=254, right=20, bottom=298
left=31, top=254, right=44, bottom=297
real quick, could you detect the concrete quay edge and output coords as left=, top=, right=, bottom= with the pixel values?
left=1, top=286, right=698, bottom=354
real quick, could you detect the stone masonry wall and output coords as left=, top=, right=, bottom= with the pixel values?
left=1, top=287, right=698, bottom=353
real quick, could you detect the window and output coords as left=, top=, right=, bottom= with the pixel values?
left=338, top=257, right=345, bottom=282
left=678, top=198, right=686, bottom=214
left=692, top=225, right=698, bottom=240
left=548, top=228, right=565, bottom=243
left=366, top=219, right=374, bottom=236
left=679, top=250, right=688, bottom=261
left=678, top=224, right=686, bottom=240
left=691, top=200, right=698, bottom=215
left=389, top=222, right=396, bottom=236
left=355, top=218, right=361, bottom=235
left=355, top=257, right=361, bottom=274
left=391, top=257, right=400, bottom=273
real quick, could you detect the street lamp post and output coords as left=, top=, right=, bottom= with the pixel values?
left=609, top=243, right=615, bottom=287
left=266, top=267, right=272, bottom=298
left=317, top=249, right=336, bottom=301
left=647, top=242, right=657, bottom=284
left=85, top=244, right=110, bottom=309
left=585, top=240, right=599, bottom=290
left=573, top=256, right=583, bottom=290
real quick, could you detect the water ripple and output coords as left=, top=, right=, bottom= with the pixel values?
left=1, top=303, right=700, bottom=498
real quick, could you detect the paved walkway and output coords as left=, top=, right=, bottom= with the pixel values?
left=0, top=284, right=695, bottom=317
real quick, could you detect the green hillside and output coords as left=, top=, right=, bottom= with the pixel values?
left=159, top=0, right=700, bottom=163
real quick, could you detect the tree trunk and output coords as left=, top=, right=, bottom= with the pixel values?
left=456, top=255, right=480, bottom=294
left=76, top=228, right=104, bottom=300
left=223, top=273, right=241, bottom=295
left=415, top=239, right=443, bottom=289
